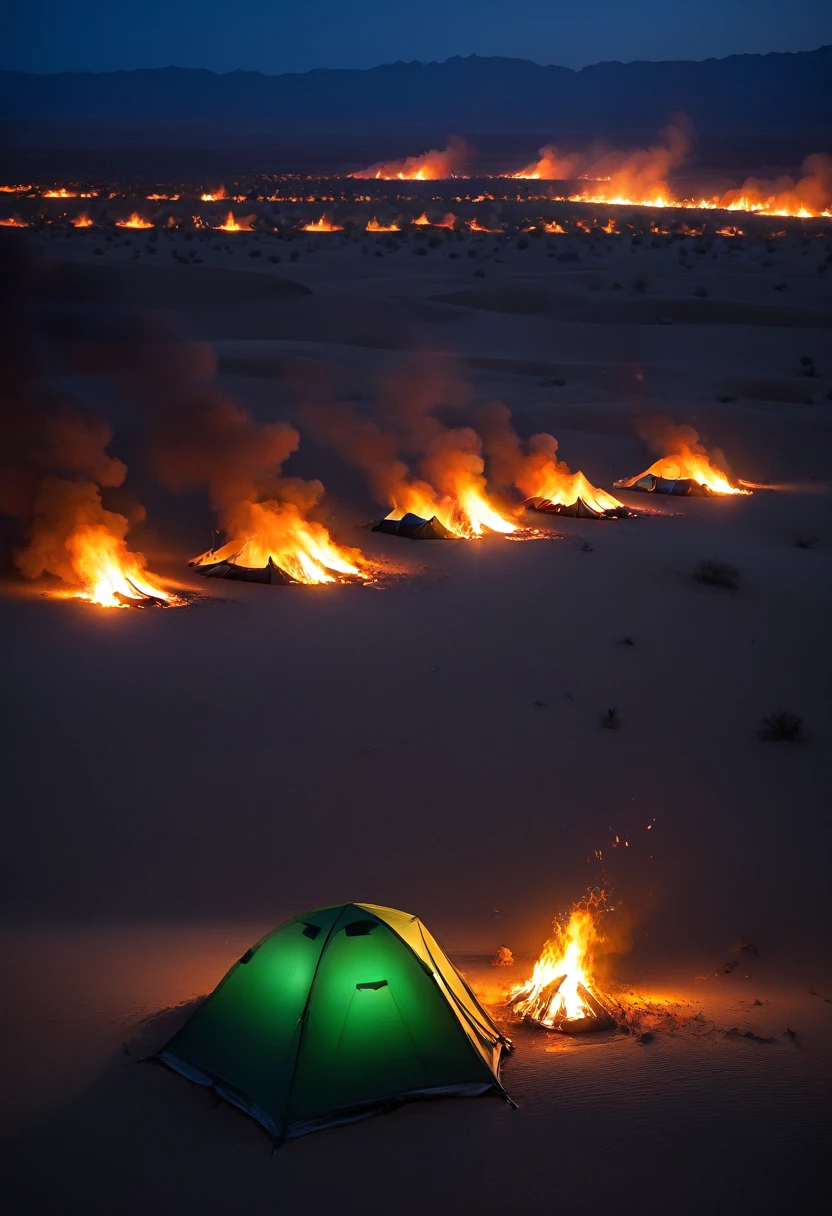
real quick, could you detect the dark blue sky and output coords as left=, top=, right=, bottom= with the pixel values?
left=3, top=0, right=830, bottom=74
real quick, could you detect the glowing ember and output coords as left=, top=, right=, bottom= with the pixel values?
left=366, top=217, right=400, bottom=231
left=618, top=444, right=751, bottom=496
left=147, top=193, right=179, bottom=201
left=116, top=212, right=153, bottom=229
left=191, top=501, right=373, bottom=585
left=0, top=216, right=27, bottom=227
left=542, top=220, right=565, bottom=233
left=215, top=210, right=251, bottom=232
left=43, top=188, right=79, bottom=198
left=412, top=211, right=455, bottom=228
left=62, top=525, right=178, bottom=608
left=351, top=137, right=467, bottom=180
left=509, top=893, right=612, bottom=1031
left=0, top=184, right=31, bottom=193
left=201, top=187, right=226, bottom=202
left=72, top=212, right=94, bottom=228
left=469, top=219, right=500, bottom=232
left=301, top=215, right=343, bottom=232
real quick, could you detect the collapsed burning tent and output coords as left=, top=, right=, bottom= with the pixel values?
left=523, top=493, right=634, bottom=520
left=615, top=452, right=751, bottom=498
left=372, top=512, right=454, bottom=539
left=158, top=902, right=514, bottom=1145
left=615, top=472, right=717, bottom=496
left=190, top=550, right=296, bottom=584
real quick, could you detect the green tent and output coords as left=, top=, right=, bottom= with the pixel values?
left=158, top=902, right=514, bottom=1144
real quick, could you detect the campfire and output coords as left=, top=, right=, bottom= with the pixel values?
left=351, top=137, right=468, bottom=181
left=191, top=502, right=374, bottom=585
left=616, top=445, right=752, bottom=497
left=116, top=212, right=153, bottom=229
left=301, top=215, right=344, bottom=232
left=508, top=893, right=614, bottom=1033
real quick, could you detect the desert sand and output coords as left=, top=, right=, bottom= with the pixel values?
left=2, top=216, right=832, bottom=1213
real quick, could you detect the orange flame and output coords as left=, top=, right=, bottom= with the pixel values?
left=509, top=893, right=609, bottom=1029
left=62, top=525, right=177, bottom=608
left=147, top=193, right=179, bottom=201
left=387, top=460, right=518, bottom=540
left=542, top=220, right=565, bottom=233
left=72, top=212, right=94, bottom=228
left=0, top=216, right=27, bottom=227
left=301, top=215, right=344, bottom=232
left=530, top=468, right=626, bottom=515
left=469, top=219, right=500, bottom=232
left=201, top=187, right=226, bottom=202
left=43, top=188, right=78, bottom=198
left=0, top=184, right=31, bottom=193
left=412, top=211, right=455, bottom=228
left=620, top=443, right=751, bottom=495
left=351, top=137, right=467, bottom=180
left=192, top=501, right=373, bottom=585
left=366, top=217, right=400, bottom=232
left=215, top=210, right=251, bottom=232
left=116, top=212, right=153, bottom=229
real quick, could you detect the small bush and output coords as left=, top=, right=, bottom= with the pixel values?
left=694, top=286, right=708, bottom=297
left=773, top=281, right=787, bottom=291
left=580, top=540, right=593, bottom=552
left=600, top=708, right=620, bottom=730
left=717, top=393, right=737, bottom=403
left=619, top=635, right=636, bottom=646
left=467, top=247, right=478, bottom=258
left=267, top=253, right=281, bottom=263
left=793, top=535, right=818, bottom=549
left=758, top=711, right=804, bottom=742
left=472, top=268, right=486, bottom=277
left=516, top=235, right=529, bottom=250
left=611, top=280, right=622, bottom=290
left=632, top=277, right=647, bottom=292
left=695, top=559, right=739, bottom=589
left=800, top=355, right=813, bottom=366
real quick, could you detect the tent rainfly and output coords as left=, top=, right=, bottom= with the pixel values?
left=523, top=495, right=634, bottom=520
left=373, top=513, right=453, bottom=539
left=157, top=903, right=514, bottom=1145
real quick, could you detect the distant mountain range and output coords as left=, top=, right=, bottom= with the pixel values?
left=2, top=48, right=830, bottom=149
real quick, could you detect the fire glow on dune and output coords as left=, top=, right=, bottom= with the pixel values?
left=60, top=526, right=177, bottom=609
left=509, top=893, right=612, bottom=1031
left=301, top=215, right=344, bottom=232
left=192, top=502, right=372, bottom=585
left=351, top=137, right=467, bottom=181
left=620, top=444, right=751, bottom=495
left=116, top=212, right=153, bottom=229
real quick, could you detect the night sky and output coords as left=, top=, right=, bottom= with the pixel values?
left=3, top=0, right=830, bottom=75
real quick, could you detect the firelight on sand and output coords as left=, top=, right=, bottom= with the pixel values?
left=191, top=502, right=373, bottom=585
left=116, top=212, right=153, bottom=229
left=301, top=215, right=344, bottom=232
left=59, top=526, right=178, bottom=609
left=618, top=445, right=751, bottom=496
left=509, top=893, right=613, bottom=1032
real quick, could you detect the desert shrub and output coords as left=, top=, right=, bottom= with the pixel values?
left=773, top=281, right=787, bottom=291
left=694, top=286, right=708, bottom=297
left=800, top=355, right=813, bottom=366
left=758, top=711, right=804, bottom=742
left=472, top=268, right=486, bottom=277
left=793, top=535, right=818, bottom=549
left=467, top=247, right=478, bottom=257
left=413, top=246, right=427, bottom=256
left=267, top=253, right=281, bottom=263
left=695, top=559, right=739, bottom=589
left=611, top=281, right=622, bottom=290
left=516, top=235, right=529, bottom=250
left=94, top=247, right=103, bottom=255
left=619, top=635, right=636, bottom=646
left=717, top=393, right=737, bottom=403
left=427, top=235, right=441, bottom=249
left=632, top=277, right=647, bottom=292
left=600, top=708, right=620, bottom=730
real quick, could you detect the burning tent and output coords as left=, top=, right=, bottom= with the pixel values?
left=615, top=449, right=751, bottom=498
left=373, top=511, right=454, bottom=540
left=157, top=902, right=514, bottom=1145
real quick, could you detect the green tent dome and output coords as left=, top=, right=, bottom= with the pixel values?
left=158, top=903, right=514, bottom=1145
